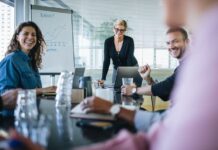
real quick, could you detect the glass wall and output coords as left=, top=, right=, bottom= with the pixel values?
left=65, top=0, right=179, bottom=69
left=35, top=0, right=178, bottom=84
left=67, top=0, right=178, bottom=82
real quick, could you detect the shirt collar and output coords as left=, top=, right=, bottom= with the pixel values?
left=16, top=49, right=31, bottom=62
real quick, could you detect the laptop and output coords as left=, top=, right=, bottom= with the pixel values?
left=72, top=67, right=85, bottom=88
left=114, top=67, right=143, bottom=90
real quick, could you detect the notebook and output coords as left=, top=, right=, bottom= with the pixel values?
left=70, top=103, right=115, bottom=121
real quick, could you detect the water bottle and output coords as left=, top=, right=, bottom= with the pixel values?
left=55, top=71, right=73, bottom=108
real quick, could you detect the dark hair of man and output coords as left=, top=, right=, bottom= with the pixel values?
left=166, top=27, right=188, bottom=40
left=6, top=21, right=46, bottom=70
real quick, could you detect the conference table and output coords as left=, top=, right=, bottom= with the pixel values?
left=0, top=90, right=143, bottom=150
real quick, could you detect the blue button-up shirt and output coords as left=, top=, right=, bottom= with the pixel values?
left=0, top=50, right=42, bottom=94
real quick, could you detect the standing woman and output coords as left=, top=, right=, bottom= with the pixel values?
left=0, top=21, right=56, bottom=95
left=100, top=19, right=138, bottom=84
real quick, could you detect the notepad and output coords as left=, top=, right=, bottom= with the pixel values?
left=70, top=103, right=115, bottom=121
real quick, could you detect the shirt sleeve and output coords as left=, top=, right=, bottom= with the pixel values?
left=134, top=110, right=162, bottom=132
left=151, top=71, right=176, bottom=101
left=101, top=39, right=111, bottom=80
left=0, top=58, right=20, bottom=94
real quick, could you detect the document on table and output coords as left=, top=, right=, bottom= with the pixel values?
left=70, top=103, right=115, bottom=121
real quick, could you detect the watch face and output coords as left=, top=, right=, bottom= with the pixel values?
left=132, top=88, right=136, bottom=94
left=110, top=105, right=120, bottom=116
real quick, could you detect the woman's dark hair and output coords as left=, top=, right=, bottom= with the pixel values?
left=6, top=21, right=46, bottom=70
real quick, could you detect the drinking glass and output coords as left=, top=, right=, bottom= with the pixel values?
left=14, top=89, right=51, bottom=147
left=15, top=114, right=51, bottom=147
left=14, top=89, right=38, bottom=120
left=55, top=71, right=73, bottom=108
left=121, top=95, right=143, bottom=110
left=122, top=78, right=133, bottom=86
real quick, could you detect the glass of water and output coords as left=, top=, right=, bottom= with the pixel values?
left=55, top=71, right=73, bottom=108
left=15, top=89, right=51, bottom=147
left=122, top=78, right=133, bottom=86
left=14, top=89, right=38, bottom=120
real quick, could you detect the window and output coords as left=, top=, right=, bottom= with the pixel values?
left=156, top=49, right=169, bottom=68
left=0, top=1, right=14, bottom=60
left=68, top=0, right=175, bottom=69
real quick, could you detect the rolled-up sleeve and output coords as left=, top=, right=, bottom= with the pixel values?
left=151, top=71, right=176, bottom=101
left=0, top=58, right=19, bottom=94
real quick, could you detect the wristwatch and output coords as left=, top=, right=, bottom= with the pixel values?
left=131, top=87, right=137, bottom=94
left=109, top=104, right=121, bottom=117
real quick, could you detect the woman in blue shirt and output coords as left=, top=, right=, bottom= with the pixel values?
left=0, top=21, right=56, bottom=95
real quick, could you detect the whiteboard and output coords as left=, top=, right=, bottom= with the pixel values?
left=31, top=5, right=75, bottom=73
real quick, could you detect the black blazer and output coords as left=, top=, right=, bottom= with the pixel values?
left=101, top=36, right=138, bottom=80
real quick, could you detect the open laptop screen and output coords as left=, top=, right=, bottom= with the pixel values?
left=114, top=67, right=142, bottom=90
